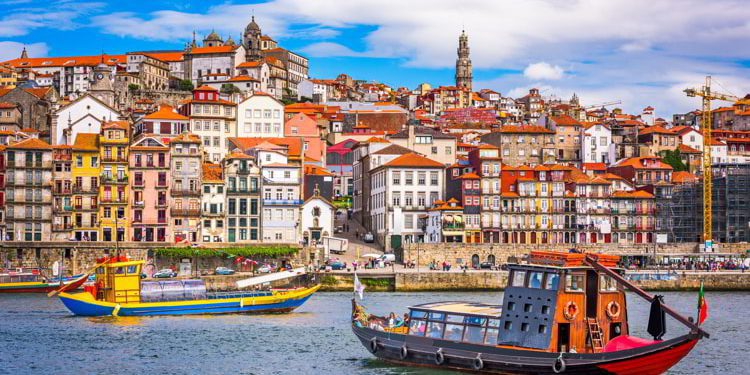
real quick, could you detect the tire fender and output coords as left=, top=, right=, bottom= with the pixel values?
left=399, top=345, right=409, bottom=360
left=369, top=337, right=378, bottom=354
left=434, top=348, right=445, bottom=365
left=553, top=353, right=567, bottom=374
left=472, top=354, right=484, bottom=371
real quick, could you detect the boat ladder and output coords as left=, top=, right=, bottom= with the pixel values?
left=586, top=317, right=604, bottom=352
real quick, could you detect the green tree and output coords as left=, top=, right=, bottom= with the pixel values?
left=660, top=148, right=689, bottom=172
left=220, top=83, right=241, bottom=95
left=178, top=79, right=194, bottom=92
left=127, top=84, right=140, bottom=92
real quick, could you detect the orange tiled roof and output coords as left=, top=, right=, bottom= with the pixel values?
left=229, top=137, right=303, bottom=158
left=497, top=125, right=554, bottom=134
left=550, top=115, right=582, bottom=126
left=236, top=61, right=264, bottom=69
left=194, top=85, right=217, bottom=92
left=582, top=162, right=607, bottom=171
left=143, top=51, right=184, bottom=62
left=457, top=172, right=480, bottom=179
left=382, top=153, right=444, bottom=168
left=639, top=125, right=675, bottom=136
left=144, top=105, right=188, bottom=121
left=173, top=132, right=201, bottom=143
left=3, top=54, right=126, bottom=68
left=7, top=137, right=51, bottom=150
left=610, top=190, right=655, bottom=199
left=677, top=144, right=701, bottom=153
left=672, top=171, right=698, bottom=184
left=304, top=164, right=334, bottom=176
left=72, top=133, right=99, bottom=151
left=188, top=45, right=239, bottom=55
left=612, top=157, right=673, bottom=170
left=102, top=120, right=129, bottom=130
left=226, top=75, right=259, bottom=82
left=202, top=163, right=223, bottom=182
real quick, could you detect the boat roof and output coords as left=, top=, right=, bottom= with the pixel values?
left=409, top=301, right=502, bottom=318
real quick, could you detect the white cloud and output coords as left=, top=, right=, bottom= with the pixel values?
left=0, top=41, right=47, bottom=61
left=523, top=62, right=565, bottom=81
left=619, top=40, right=652, bottom=53
left=0, top=1, right=103, bottom=37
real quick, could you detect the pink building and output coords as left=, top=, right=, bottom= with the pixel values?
left=284, top=112, right=326, bottom=165
left=130, top=135, right=170, bottom=242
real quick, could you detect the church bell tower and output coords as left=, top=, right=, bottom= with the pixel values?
left=455, top=29, right=473, bottom=92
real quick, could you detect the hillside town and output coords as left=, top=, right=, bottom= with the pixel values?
left=0, top=17, right=749, bottom=254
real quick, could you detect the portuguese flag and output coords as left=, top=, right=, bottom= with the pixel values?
left=697, top=281, right=708, bottom=325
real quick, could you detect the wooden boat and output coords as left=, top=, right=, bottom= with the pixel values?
left=57, top=257, right=320, bottom=317
left=352, top=251, right=709, bottom=374
left=0, top=269, right=88, bottom=293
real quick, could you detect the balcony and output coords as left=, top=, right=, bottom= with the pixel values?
left=237, top=168, right=252, bottom=175
left=5, top=180, right=50, bottom=187
left=100, top=175, right=129, bottom=184
left=442, top=223, right=465, bottom=231
left=171, top=188, right=201, bottom=197
left=101, top=197, right=128, bottom=205
left=132, top=162, right=167, bottom=169
left=170, top=208, right=201, bottom=217
left=203, top=210, right=225, bottom=217
left=101, top=155, right=128, bottom=163
left=155, top=200, right=168, bottom=207
left=53, top=187, right=72, bottom=195
left=53, top=205, right=73, bottom=213
left=132, top=180, right=145, bottom=188
left=6, top=160, right=52, bottom=169
left=262, top=199, right=303, bottom=206
left=227, top=188, right=259, bottom=195
left=132, top=200, right=145, bottom=208
left=73, top=185, right=98, bottom=194
left=155, top=181, right=168, bottom=189
left=53, top=223, right=73, bottom=231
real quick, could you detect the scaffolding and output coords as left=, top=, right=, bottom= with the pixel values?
left=669, top=163, right=750, bottom=243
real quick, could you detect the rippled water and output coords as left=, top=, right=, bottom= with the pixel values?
left=0, top=291, right=744, bottom=374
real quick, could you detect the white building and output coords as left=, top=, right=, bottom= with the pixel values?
left=711, top=140, right=728, bottom=164
left=675, top=126, right=704, bottom=152
left=297, top=79, right=330, bottom=103
left=235, top=61, right=270, bottom=92
left=185, top=45, right=246, bottom=86
left=582, top=122, right=614, bottom=164
left=51, top=94, right=122, bottom=145
left=301, top=190, right=334, bottom=245
left=369, top=152, right=445, bottom=249
left=260, top=152, right=302, bottom=244
left=236, top=92, right=285, bottom=138
left=178, top=86, right=236, bottom=163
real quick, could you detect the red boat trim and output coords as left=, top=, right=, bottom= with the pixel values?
left=596, top=339, right=698, bottom=375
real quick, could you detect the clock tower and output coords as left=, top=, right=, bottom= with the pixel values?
left=90, top=61, right=115, bottom=107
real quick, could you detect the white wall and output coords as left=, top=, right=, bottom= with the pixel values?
left=236, top=94, right=284, bottom=138
left=53, top=95, right=120, bottom=145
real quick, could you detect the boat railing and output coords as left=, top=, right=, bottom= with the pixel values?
left=206, top=290, right=273, bottom=300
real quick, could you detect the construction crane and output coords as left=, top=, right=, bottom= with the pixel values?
left=580, top=100, right=622, bottom=111
left=683, top=76, right=739, bottom=249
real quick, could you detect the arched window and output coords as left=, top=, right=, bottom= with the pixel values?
left=471, top=254, right=480, bottom=268
left=487, top=254, right=496, bottom=265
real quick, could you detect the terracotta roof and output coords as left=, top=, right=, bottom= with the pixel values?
left=381, top=153, right=444, bottom=168
left=229, top=137, right=303, bottom=158
left=7, top=137, right=51, bottom=150
left=194, top=85, right=218, bottom=92
left=202, top=163, right=223, bottom=182
left=457, top=172, right=480, bottom=179
left=582, top=162, right=607, bottom=171
left=102, top=120, right=129, bottom=130
left=672, top=171, right=699, bottom=184
left=639, top=125, right=675, bottom=136
left=497, top=125, right=554, bottom=134
left=600, top=172, right=626, bottom=181
left=611, top=157, right=673, bottom=170
left=3, top=54, right=126, bottom=68
left=172, top=132, right=201, bottom=143
left=20, top=127, right=39, bottom=133
left=304, top=164, right=334, bottom=176
left=677, top=144, right=701, bottom=153
left=236, top=61, right=264, bottom=69
left=226, top=75, right=259, bottom=82
left=144, top=105, right=189, bottom=121
left=710, top=138, right=726, bottom=146
left=373, top=144, right=412, bottom=155
left=366, top=136, right=389, bottom=143
left=72, top=133, right=99, bottom=151
left=0, top=102, right=19, bottom=109
left=225, top=151, right=254, bottom=160
left=610, top=190, right=654, bottom=199
left=550, top=115, right=582, bottom=126
left=142, top=51, right=184, bottom=62
left=188, top=45, right=239, bottom=55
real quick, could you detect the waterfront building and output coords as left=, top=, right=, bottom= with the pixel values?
left=300, top=186, right=334, bottom=245
left=541, top=114, right=583, bottom=166
left=134, top=104, right=189, bottom=139
left=456, top=172, right=482, bottom=243
left=4, top=138, right=53, bottom=241
left=129, top=135, right=170, bottom=242
left=573, top=174, right=613, bottom=244
left=582, top=122, right=613, bottom=164
left=369, top=152, right=445, bottom=249
left=178, top=86, right=236, bottom=163
left=170, top=132, right=203, bottom=243
left=71, top=133, right=100, bottom=241
left=236, top=93, right=285, bottom=138
left=98, top=121, right=130, bottom=242
left=200, top=162, right=226, bottom=243
left=425, top=198, right=465, bottom=243
left=480, top=125, right=556, bottom=166
left=467, top=145, right=502, bottom=243
left=259, top=150, right=302, bottom=244
left=387, top=125, right=457, bottom=166
left=223, top=153, right=261, bottom=243
left=51, top=145, right=73, bottom=239
left=0, top=145, right=6, bottom=239
left=609, top=190, right=656, bottom=244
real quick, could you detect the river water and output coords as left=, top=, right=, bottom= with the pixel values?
left=0, top=291, right=745, bottom=375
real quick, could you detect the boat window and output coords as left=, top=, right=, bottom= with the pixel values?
left=511, top=270, right=526, bottom=287
left=410, top=310, right=427, bottom=319
left=487, top=319, right=500, bottom=328
left=600, top=275, right=618, bottom=292
left=528, top=272, right=544, bottom=289
left=426, top=322, right=445, bottom=338
left=127, top=265, right=138, bottom=274
left=409, top=319, right=427, bottom=336
left=504, top=321, right=512, bottom=330
left=429, top=312, right=445, bottom=321
left=444, top=324, right=464, bottom=341
left=545, top=273, right=560, bottom=290
left=484, top=328, right=499, bottom=345
left=115, top=267, right=125, bottom=274
left=464, top=316, right=486, bottom=326
left=565, top=274, right=584, bottom=292
left=446, top=314, right=463, bottom=323
left=463, top=325, right=486, bottom=344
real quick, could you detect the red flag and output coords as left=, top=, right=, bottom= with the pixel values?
left=697, top=281, right=708, bottom=324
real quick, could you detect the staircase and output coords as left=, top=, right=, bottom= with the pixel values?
left=586, top=317, right=604, bottom=352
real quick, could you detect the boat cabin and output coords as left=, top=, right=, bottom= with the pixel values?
left=90, top=258, right=143, bottom=304
left=0, top=268, right=43, bottom=283
left=404, top=251, right=628, bottom=354
left=502, top=251, right=627, bottom=353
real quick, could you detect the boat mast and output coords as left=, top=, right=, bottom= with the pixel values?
left=583, top=254, right=709, bottom=338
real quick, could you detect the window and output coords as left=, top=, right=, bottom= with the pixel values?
left=528, top=271, right=544, bottom=289
left=431, top=146, right=438, bottom=154
left=426, top=322, right=445, bottom=338
left=545, top=273, right=560, bottom=290
left=417, top=172, right=426, bottom=185
left=463, top=324, right=485, bottom=344
left=565, top=274, right=585, bottom=292
left=392, top=172, right=400, bottom=185
left=443, top=324, right=464, bottom=341
left=600, top=275, right=618, bottom=292
left=408, top=319, right=426, bottom=336
left=511, top=270, right=526, bottom=287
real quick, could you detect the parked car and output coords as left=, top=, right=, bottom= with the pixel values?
left=214, top=267, right=235, bottom=275
left=152, top=269, right=177, bottom=278
left=329, top=261, right=346, bottom=270
left=379, top=253, right=396, bottom=264
left=479, top=262, right=494, bottom=270
left=257, top=264, right=275, bottom=274
left=363, top=232, right=375, bottom=243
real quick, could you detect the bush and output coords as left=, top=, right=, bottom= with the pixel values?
left=321, top=275, right=339, bottom=285
left=154, top=245, right=298, bottom=259
left=178, top=79, right=194, bottom=92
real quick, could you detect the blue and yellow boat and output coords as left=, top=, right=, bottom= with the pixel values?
left=57, top=258, right=320, bottom=317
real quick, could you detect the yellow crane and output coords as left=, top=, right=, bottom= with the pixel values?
left=683, top=76, right=739, bottom=249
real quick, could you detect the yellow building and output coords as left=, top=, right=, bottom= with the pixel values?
left=0, top=65, right=17, bottom=88
left=71, top=133, right=101, bottom=241
left=98, top=121, right=130, bottom=242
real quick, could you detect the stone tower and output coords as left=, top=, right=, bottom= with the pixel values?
left=90, top=59, right=115, bottom=107
left=455, top=29, right=472, bottom=92
left=243, top=16, right=263, bottom=62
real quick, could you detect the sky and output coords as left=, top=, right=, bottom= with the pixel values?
left=1, top=0, right=750, bottom=116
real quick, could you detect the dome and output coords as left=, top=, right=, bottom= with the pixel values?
left=205, top=30, right=222, bottom=41
left=225, top=35, right=236, bottom=46
left=246, top=16, right=260, bottom=32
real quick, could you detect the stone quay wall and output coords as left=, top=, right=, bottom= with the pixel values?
left=400, top=242, right=750, bottom=267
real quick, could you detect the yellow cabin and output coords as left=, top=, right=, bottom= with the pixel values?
left=94, top=260, right=143, bottom=304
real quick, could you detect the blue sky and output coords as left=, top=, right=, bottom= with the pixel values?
left=1, top=0, right=749, bottom=115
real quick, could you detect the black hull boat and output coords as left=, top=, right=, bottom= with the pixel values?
left=351, top=251, right=708, bottom=374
